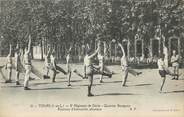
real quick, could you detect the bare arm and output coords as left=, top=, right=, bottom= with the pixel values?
left=118, top=43, right=125, bottom=57
left=88, top=42, right=100, bottom=58
left=9, top=44, right=12, bottom=56
left=27, top=35, right=31, bottom=53
left=47, top=48, right=51, bottom=57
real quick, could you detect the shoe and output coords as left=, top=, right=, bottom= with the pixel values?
left=122, top=84, right=128, bottom=87
left=88, top=93, right=94, bottom=97
left=100, top=80, right=103, bottom=83
left=16, top=81, right=20, bottom=85
left=175, top=78, right=178, bottom=80
left=172, top=78, right=176, bottom=80
left=83, top=77, right=88, bottom=79
left=43, top=75, right=50, bottom=79
left=29, top=77, right=35, bottom=80
left=108, top=73, right=112, bottom=78
left=5, top=80, right=12, bottom=83
left=24, top=87, right=31, bottom=90
left=67, top=84, right=71, bottom=87
left=73, top=69, right=77, bottom=73
left=137, top=72, right=142, bottom=76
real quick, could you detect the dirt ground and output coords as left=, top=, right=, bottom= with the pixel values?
left=0, top=59, right=184, bottom=117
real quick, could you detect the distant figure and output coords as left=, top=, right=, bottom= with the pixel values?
left=66, top=46, right=72, bottom=86
left=162, top=35, right=168, bottom=67
left=171, top=50, right=179, bottom=80
left=5, top=44, right=13, bottom=83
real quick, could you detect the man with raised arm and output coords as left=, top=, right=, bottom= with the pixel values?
left=23, top=35, right=32, bottom=90
left=84, top=41, right=100, bottom=97
left=118, top=42, right=142, bottom=87
left=14, top=43, right=22, bottom=85
left=5, top=44, right=13, bottom=83
left=50, top=50, right=67, bottom=83
left=97, top=41, right=113, bottom=83
left=43, top=47, right=52, bottom=79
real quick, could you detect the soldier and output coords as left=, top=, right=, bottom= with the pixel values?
left=23, top=35, right=32, bottom=90
left=14, top=44, right=22, bottom=85
left=5, top=44, right=13, bottom=83
left=171, top=50, right=179, bottom=80
left=97, top=41, right=113, bottom=83
left=158, top=54, right=179, bottom=92
left=118, top=42, right=142, bottom=87
left=50, top=50, right=67, bottom=82
left=43, top=47, right=52, bottom=79
left=66, top=46, right=72, bottom=86
left=84, top=42, right=100, bottom=97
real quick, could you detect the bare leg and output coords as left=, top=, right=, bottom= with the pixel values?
left=56, top=65, right=67, bottom=75
left=67, top=71, right=72, bottom=86
left=176, top=66, right=179, bottom=80
left=128, top=68, right=141, bottom=76
left=24, top=65, right=31, bottom=90
left=16, top=71, right=20, bottom=85
left=46, top=67, right=49, bottom=76
left=88, top=74, right=94, bottom=97
left=52, top=69, right=57, bottom=82
left=160, top=76, right=166, bottom=92
left=122, top=68, right=129, bottom=86
left=0, top=67, right=7, bottom=81
left=73, top=69, right=85, bottom=79
left=8, top=68, right=12, bottom=81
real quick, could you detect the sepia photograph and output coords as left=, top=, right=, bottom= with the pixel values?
left=0, top=0, right=184, bottom=117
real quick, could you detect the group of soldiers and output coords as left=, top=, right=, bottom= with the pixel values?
left=0, top=34, right=181, bottom=96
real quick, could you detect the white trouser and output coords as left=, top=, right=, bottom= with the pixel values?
left=24, top=65, right=31, bottom=87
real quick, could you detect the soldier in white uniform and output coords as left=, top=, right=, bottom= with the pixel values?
left=14, top=44, right=22, bottom=85
left=171, top=50, right=179, bottom=80
left=162, top=35, right=168, bottom=67
left=118, top=42, right=142, bottom=87
left=23, top=35, right=32, bottom=90
left=43, top=47, right=52, bottom=79
left=5, top=44, right=13, bottom=83
left=66, top=47, right=72, bottom=86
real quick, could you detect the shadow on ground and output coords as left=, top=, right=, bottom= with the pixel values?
left=95, top=93, right=141, bottom=97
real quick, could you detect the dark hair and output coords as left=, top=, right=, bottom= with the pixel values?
left=86, top=49, right=92, bottom=55
left=159, top=53, right=164, bottom=59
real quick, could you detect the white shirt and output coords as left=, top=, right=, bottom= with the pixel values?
left=50, top=55, right=56, bottom=68
left=157, top=58, right=165, bottom=70
left=121, top=56, right=128, bottom=67
left=163, top=46, right=168, bottom=67
left=171, top=55, right=179, bottom=67
left=24, top=51, right=31, bottom=65
left=84, top=55, right=91, bottom=67
left=97, top=54, right=104, bottom=67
